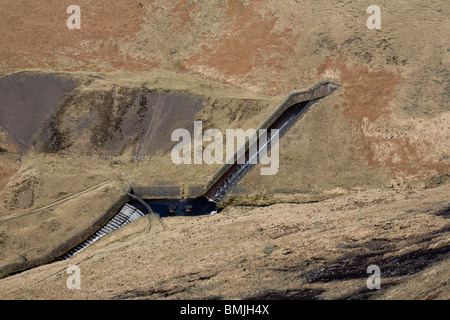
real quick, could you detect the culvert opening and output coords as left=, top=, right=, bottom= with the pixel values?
left=133, top=196, right=219, bottom=217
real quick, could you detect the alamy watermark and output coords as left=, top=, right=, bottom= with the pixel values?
left=66, top=4, right=379, bottom=31
left=67, top=5, right=81, bottom=30
left=171, top=121, right=280, bottom=176
left=367, top=5, right=381, bottom=30
left=367, top=265, right=381, bottom=290
left=66, top=265, right=81, bottom=290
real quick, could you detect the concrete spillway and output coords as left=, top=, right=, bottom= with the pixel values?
left=56, top=80, right=340, bottom=260
left=55, top=204, right=145, bottom=261
left=0, top=79, right=340, bottom=276
left=203, top=80, right=341, bottom=203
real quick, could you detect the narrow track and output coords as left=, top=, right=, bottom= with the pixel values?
left=1, top=179, right=112, bottom=222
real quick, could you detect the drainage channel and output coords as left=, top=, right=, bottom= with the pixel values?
left=0, top=80, right=340, bottom=278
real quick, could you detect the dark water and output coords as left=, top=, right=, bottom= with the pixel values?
left=129, top=196, right=219, bottom=217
